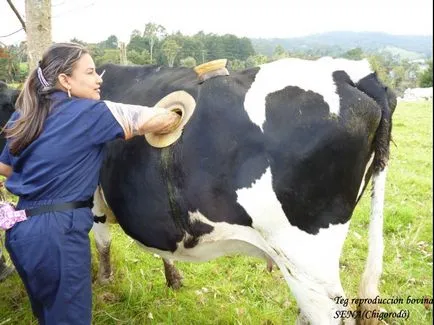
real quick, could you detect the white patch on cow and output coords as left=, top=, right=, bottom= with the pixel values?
left=356, top=153, right=375, bottom=202
left=136, top=212, right=294, bottom=287
left=244, top=57, right=373, bottom=130
left=359, top=168, right=387, bottom=300
left=317, top=57, right=373, bottom=84
left=235, top=167, right=351, bottom=323
left=92, top=220, right=111, bottom=247
left=91, top=187, right=112, bottom=248
left=236, top=168, right=348, bottom=283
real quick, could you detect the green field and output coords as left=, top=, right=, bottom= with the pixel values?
left=0, top=100, right=432, bottom=324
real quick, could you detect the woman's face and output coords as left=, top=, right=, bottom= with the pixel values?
left=62, top=53, right=103, bottom=100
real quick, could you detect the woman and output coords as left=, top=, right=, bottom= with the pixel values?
left=0, top=43, right=180, bottom=325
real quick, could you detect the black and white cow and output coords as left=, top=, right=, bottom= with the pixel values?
left=92, top=57, right=396, bottom=324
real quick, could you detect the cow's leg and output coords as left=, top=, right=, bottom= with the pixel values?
left=91, top=187, right=113, bottom=284
left=358, top=169, right=388, bottom=325
left=162, top=258, right=183, bottom=289
left=283, top=257, right=351, bottom=325
left=288, top=275, right=353, bottom=325
left=93, top=221, right=113, bottom=284
left=267, top=222, right=358, bottom=325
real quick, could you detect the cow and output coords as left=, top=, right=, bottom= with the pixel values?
left=91, top=57, right=396, bottom=324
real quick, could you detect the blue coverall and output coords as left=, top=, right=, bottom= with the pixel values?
left=0, top=91, right=124, bottom=325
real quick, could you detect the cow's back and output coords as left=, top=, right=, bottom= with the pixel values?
left=97, top=64, right=199, bottom=105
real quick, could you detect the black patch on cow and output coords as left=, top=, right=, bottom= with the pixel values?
left=101, top=136, right=186, bottom=251
left=183, top=220, right=216, bottom=249
left=179, top=68, right=267, bottom=227
left=263, top=71, right=386, bottom=234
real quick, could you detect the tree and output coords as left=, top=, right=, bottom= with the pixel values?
left=180, top=56, right=196, bottom=68
left=127, top=49, right=151, bottom=65
left=70, top=38, right=87, bottom=46
left=390, top=65, right=406, bottom=90
left=25, top=0, right=52, bottom=71
left=128, top=30, right=147, bottom=53
left=0, top=48, right=10, bottom=81
left=367, top=54, right=393, bottom=87
left=246, top=54, right=268, bottom=68
left=100, top=35, right=118, bottom=49
left=178, top=38, right=204, bottom=64
left=161, top=39, right=181, bottom=67
left=0, top=43, right=27, bottom=82
left=238, top=37, right=255, bottom=60
left=272, top=45, right=288, bottom=61
left=202, top=34, right=225, bottom=61
left=93, top=49, right=120, bottom=66
left=228, top=59, right=245, bottom=71
left=419, top=60, right=433, bottom=87
left=143, top=23, right=166, bottom=64
left=342, top=47, right=364, bottom=60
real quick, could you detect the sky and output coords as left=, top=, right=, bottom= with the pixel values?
left=1, top=0, right=433, bottom=46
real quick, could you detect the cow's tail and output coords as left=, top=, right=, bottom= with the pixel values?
left=358, top=167, right=388, bottom=322
left=357, top=81, right=394, bottom=323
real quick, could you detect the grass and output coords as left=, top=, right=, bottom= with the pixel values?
left=0, top=100, right=432, bottom=324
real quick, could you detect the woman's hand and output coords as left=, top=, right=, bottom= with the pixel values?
left=152, top=111, right=182, bottom=135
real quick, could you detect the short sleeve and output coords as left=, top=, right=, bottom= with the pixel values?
left=85, top=101, right=125, bottom=145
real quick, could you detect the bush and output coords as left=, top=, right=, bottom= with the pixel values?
left=418, top=60, right=433, bottom=87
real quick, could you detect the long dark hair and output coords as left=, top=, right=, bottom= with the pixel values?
left=4, top=43, right=88, bottom=155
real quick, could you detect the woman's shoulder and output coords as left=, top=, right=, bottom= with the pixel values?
left=62, top=97, right=107, bottom=115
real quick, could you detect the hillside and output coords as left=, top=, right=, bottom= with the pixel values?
left=251, top=31, right=433, bottom=59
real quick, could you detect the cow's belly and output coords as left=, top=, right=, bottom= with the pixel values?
left=133, top=167, right=349, bottom=285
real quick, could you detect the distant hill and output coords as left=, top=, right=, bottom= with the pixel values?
left=251, top=31, right=433, bottom=59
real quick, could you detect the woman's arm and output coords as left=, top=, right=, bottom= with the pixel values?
left=103, top=101, right=181, bottom=140
left=0, top=162, right=12, bottom=178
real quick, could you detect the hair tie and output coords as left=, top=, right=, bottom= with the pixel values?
left=37, top=66, right=50, bottom=88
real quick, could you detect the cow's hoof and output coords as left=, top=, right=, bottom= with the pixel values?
left=166, top=271, right=183, bottom=290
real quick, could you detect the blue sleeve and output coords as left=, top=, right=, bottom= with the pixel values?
left=85, top=101, right=125, bottom=145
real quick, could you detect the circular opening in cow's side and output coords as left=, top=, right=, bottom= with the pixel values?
left=170, top=106, right=184, bottom=129
left=171, top=107, right=183, bottom=118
